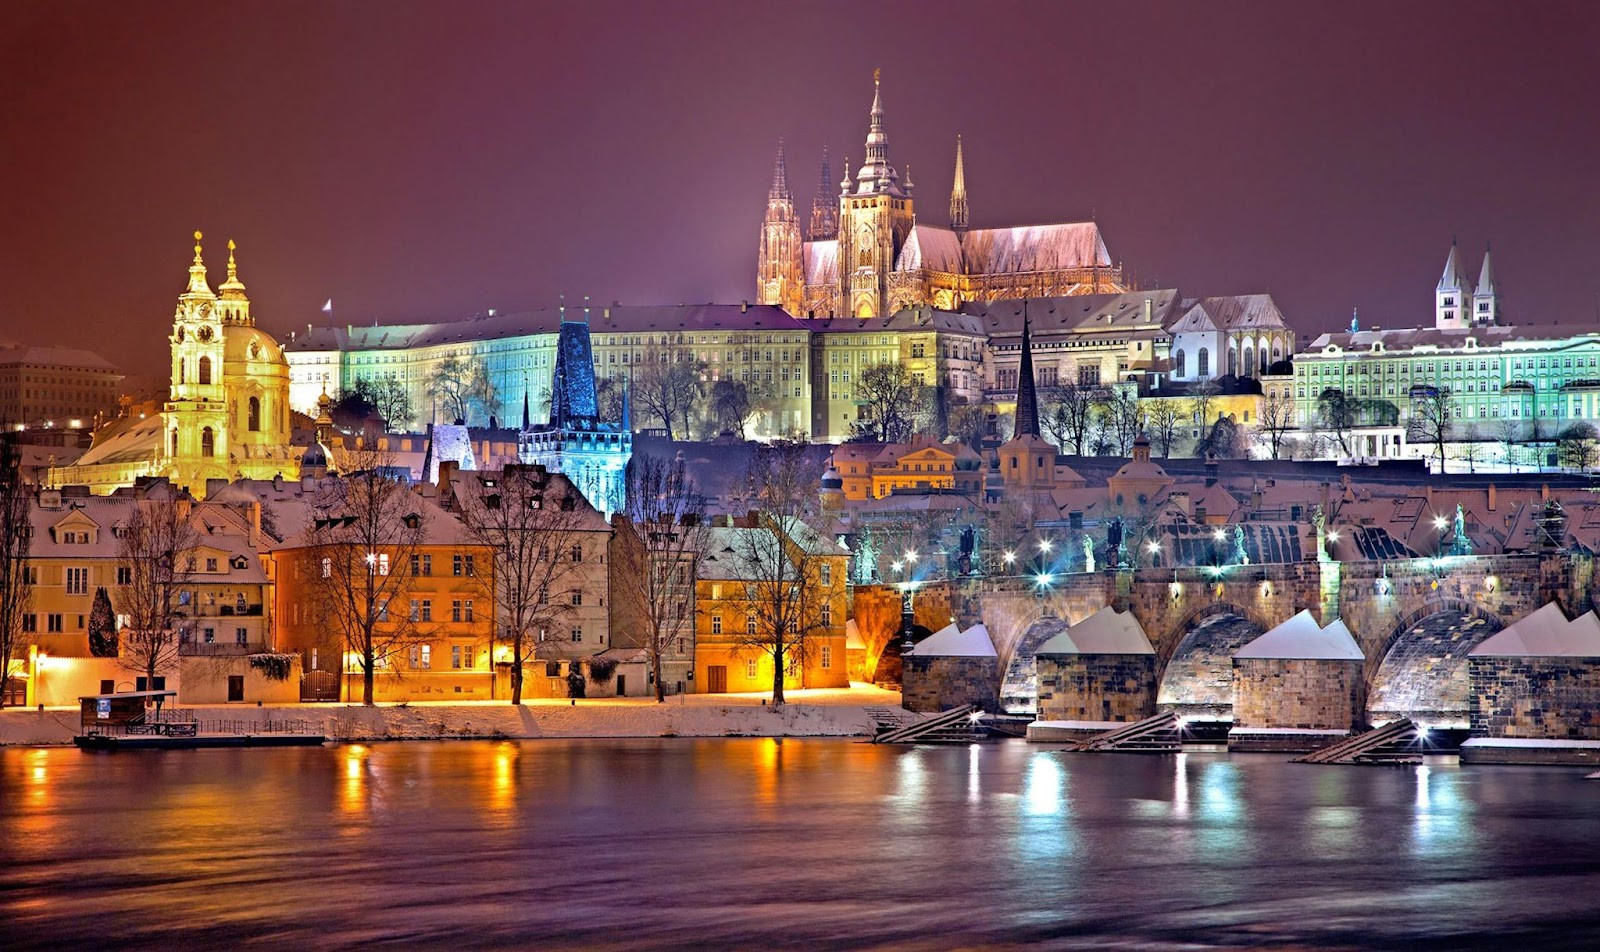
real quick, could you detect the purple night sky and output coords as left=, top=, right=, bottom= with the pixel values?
left=3, top=0, right=1599, bottom=379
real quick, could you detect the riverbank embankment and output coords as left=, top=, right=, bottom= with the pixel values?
left=0, top=685, right=906, bottom=745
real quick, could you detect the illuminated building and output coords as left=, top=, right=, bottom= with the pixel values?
left=0, top=345, right=122, bottom=432
left=758, top=71, right=1128, bottom=319
left=49, top=235, right=297, bottom=497
left=517, top=316, right=631, bottom=517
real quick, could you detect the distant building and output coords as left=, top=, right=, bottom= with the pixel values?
left=758, top=72, right=1128, bottom=319
left=0, top=343, right=122, bottom=431
left=517, top=316, right=632, bottom=517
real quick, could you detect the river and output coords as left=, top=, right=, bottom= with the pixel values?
left=3, top=739, right=1600, bottom=950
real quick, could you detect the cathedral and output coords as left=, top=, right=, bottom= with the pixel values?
left=50, top=234, right=297, bottom=497
left=758, top=71, right=1128, bottom=319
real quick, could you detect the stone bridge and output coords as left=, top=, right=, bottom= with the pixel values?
left=930, top=551, right=1593, bottom=723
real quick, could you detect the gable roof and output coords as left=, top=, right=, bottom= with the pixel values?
left=1035, top=606, right=1153, bottom=655
left=1235, top=610, right=1364, bottom=660
left=1470, top=602, right=1600, bottom=658
left=908, top=622, right=996, bottom=657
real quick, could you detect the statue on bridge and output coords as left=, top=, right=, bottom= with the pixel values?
left=1449, top=503, right=1474, bottom=557
left=1082, top=534, right=1095, bottom=575
left=1233, top=524, right=1250, bottom=566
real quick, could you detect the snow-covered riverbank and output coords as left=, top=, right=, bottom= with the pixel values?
left=0, top=685, right=906, bottom=745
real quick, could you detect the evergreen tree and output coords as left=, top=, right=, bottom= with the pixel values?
left=88, top=586, right=117, bottom=658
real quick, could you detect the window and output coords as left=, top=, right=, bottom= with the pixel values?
left=205, top=558, right=218, bottom=572
left=412, top=554, right=432, bottom=576
left=377, top=599, right=389, bottom=622
left=377, top=554, right=390, bottom=576
left=821, top=645, right=833, bottom=669
left=546, top=660, right=562, bottom=677
left=570, top=544, right=583, bottom=562
left=419, top=645, right=431, bottom=669
left=451, top=646, right=462, bottom=669
left=203, top=627, right=215, bottom=643
left=746, top=613, right=757, bottom=635
left=453, top=554, right=465, bottom=576
left=712, top=614, right=723, bottom=635
left=321, top=557, right=332, bottom=578
left=460, top=647, right=473, bottom=670
left=746, top=658, right=758, bottom=679
left=821, top=604, right=833, bottom=627
left=236, top=627, right=248, bottom=645
left=47, top=613, right=63, bottom=632
left=819, top=564, right=832, bottom=586
left=409, top=599, right=421, bottom=622
left=201, top=427, right=215, bottom=457
left=452, top=599, right=463, bottom=622
left=66, top=566, right=89, bottom=595
left=1198, top=348, right=1210, bottom=377
left=198, top=355, right=212, bottom=385
left=569, top=589, right=584, bottom=606
left=1174, top=349, right=1186, bottom=377
left=21, top=614, right=36, bottom=633
left=570, top=628, right=582, bottom=642
left=247, top=396, right=261, bottom=431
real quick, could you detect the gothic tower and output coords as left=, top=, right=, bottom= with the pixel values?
left=1436, top=239, right=1469, bottom=331
left=835, top=70, right=915, bottom=318
left=809, top=145, right=838, bottom=240
left=165, top=232, right=232, bottom=491
left=949, top=135, right=969, bottom=236
left=756, top=140, right=803, bottom=313
left=1473, top=242, right=1500, bottom=325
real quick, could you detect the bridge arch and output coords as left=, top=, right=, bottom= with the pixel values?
left=1156, top=601, right=1270, bottom=718
left=1366, top=598, right=1503, bottom=726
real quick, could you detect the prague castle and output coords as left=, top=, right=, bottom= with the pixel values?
left=758, top=71, right=1127, bottom=319
left=49, top=234, right=297, bottom=496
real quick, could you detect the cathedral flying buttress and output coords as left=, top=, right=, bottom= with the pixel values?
left=758, top=71, right=1129, bottom=319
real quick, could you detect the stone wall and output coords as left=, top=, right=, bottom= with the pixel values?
left=902, top=656, right=999, bottom=713
left=1470, top=657, right=1600, bottom=739
left=1232, top=658, right=1361, bottom=731
left=1036, top=654, right=1155, bottom=722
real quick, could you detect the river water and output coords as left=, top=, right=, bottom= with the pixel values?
left=3, top=739, right=1600, bottom=950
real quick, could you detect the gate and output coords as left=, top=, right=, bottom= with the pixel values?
left=300, top=669, right=341, bottom=702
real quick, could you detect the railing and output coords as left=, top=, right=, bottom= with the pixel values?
left=85, top=716, right=320, bottom=738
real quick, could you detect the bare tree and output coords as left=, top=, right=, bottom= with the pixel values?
left=1145, top=399, right=1184, bottom=457
left=452, top=464, right=600, bottom=704
left=709, top=380, right=752, bottom=437
left=1093, top=390, right=1142, bottom=456
left=1558, top=422, right=1600, bottom=472
left=1492, top=416, right=1524, bottom=473
left=1407, top=386, right=1454, bottom=474
left=634, top=345, right=704, bottom=440
left=426, top=355, right=499, bottom=425
left=852, top=361, right=928, bottom=443
left=1041, top=382, right=1098, bottom=455
left=1188, top=378, right=1222, bottom=456
left=0, top=438, right=33, bottom=708
left=115, top=490, right=198, bottom=692
left=615, top=455, right=709, bottom=702
left=304, top=462, right=430, bottom=705
left=729, top=442, right=842, bottom=704
left=1316, top=387, right=1356, bottom=458
left=1257, top=389, right=1297, bottom=460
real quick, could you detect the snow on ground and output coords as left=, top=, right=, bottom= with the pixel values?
left=0, top=684, right=906, bottom=746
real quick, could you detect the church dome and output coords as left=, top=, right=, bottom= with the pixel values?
left=820, top=466, right=843, bottom=490
left=223, top=324, right=285, bottom=365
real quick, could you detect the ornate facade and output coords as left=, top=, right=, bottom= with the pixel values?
left=50, top=235, right=296, bottom=496
left=758, top=71, right=1128, bottom=320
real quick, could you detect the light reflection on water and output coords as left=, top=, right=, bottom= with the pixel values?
left=2, top=740, right=1600, bottom=950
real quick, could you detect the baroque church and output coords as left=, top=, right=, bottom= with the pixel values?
left=758, top=71, right=1128, bottom=319
left=50, top=234, right=297, bottom=497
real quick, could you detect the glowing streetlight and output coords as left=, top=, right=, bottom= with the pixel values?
left=1002, top=550, right=1016, bottom=565
left=1038, top=539, right=1053, bottom=553
left=1213, top=528, right=1226, bottom=542
left=1326, top=530, right=1340, bottom=543
left=905, top=549, right=918, bottom=565
left=1146, top=540, right=1160, bottom=554
left=1035, top=572, right=1053, bottom=587
left=1433, top=516, right=1448, bottom=531
left=891, top=560, right=904, bottom=573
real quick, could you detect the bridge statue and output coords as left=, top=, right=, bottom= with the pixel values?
left=1450, top=503, right=1474, bottom=557
left=1082, top=534, right=1095, bottom=575
left=1233, top=524, right=1250, bottom=566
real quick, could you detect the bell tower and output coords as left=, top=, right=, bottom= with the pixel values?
left=164, top=232, right=231, bottom=491
left=836, top=69, right=915, bottom=318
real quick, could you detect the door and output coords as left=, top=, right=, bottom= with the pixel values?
left=227, top=676, right=245, bottom=702
left=616, top=675, right=626, bottom=697
left=706, top=665, right=727, bottom=694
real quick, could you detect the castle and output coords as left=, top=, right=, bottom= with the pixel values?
left=758, top=71, right=1128, bottom=319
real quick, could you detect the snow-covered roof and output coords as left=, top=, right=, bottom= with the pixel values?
left=804, top=240, right=838, bottom=286
left=1469, top=602, right=1600, bottom=658
left=1035, top=607, right=1153, bottom=655
left=895, top=225, right=963, bottom=273
left=1235, top=610, right=1364, bottom=661
left=909, top=622, right=996, bottom=657
left=960, top=222, right=1111, bottom=273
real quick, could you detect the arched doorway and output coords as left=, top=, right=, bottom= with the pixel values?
left=1157, top=605, right=1266, bottom=720
left=1368, top=604, right=1501, bottom=726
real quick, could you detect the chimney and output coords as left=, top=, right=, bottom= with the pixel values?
left=741, top=301, right=749, bottom=313
left=1487, top=483, right=1497, bottom=512
left=248, top=500, right=261, bottom=549
left=1144, top=298, right=1154, bottom=322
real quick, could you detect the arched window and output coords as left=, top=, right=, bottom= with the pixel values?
left=248, top=396, right=261, bottom=432
left=178, top=360, right=186, bottom=385
left=170, top=430, right=179, bottom=457
left=1174, top=349, right=1186, bottom=377
left=201, top=427, right=215, bottom=457
left=1241, top=343, right=1254, bottom=378
left=1260, top=343, right=1270, bottom=374
left=1198, top=348, right=1210, bottom=378
left=198, top=356, right=212, bottom=386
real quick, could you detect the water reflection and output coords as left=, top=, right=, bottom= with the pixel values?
left=1, top=740, right=1598, bottom=951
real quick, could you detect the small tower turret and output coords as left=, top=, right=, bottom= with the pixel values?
left=1473, top=242, right=1500, bottom=326
left=949, top=135, right=969, bottom=236
left=1436, top=239, right=1468, bottom=330
left=809, top=145, right=838, bottom=240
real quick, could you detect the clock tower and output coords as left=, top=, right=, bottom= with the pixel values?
left=164, top=232, right=232, bottom=490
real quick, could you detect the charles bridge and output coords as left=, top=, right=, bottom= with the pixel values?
left=886, top=548, right=1594, bottom=725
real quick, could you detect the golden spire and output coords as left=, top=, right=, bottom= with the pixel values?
left=185, top=230, right=215, bottom=297
left=218, top=237, right=248, bottom=300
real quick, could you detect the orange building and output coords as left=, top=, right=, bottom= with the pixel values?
left=692, top=517, right=849, bottom=694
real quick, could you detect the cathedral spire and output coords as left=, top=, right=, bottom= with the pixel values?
left=854, top=69, right=903, bottom=196
left=1015, top=307, right=1041, bottom=439
left=218, top=239, right=247, bottom=298
left=1473, top=241, right=1500, bottom=325
left=768, top=138, right=792, bottom=204
left=950, top=135, right=969, bottom=235
left=809, top=145, right=838, bottom=239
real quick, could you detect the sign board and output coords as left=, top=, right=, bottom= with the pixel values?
left=96, top=698, right=111, bottom=720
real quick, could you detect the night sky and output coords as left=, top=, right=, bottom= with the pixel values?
left=4, top=1, right=1599, bottom=380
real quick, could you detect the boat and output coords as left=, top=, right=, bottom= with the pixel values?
left=73, top=690, right=327, bottom=750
